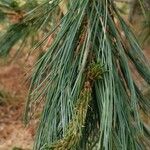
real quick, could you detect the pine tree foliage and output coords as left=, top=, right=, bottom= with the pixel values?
left=0, top=0, right=60, bottom=56
left=0, top=0, right=150, bottom=150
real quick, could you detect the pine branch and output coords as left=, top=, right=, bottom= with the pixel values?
left=49, top=62, right=105, bottom=150
left=23, top=0, right=150, bottom=149
left=0, top=0, right=149, bottom=150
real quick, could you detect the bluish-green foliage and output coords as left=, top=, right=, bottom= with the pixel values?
left=0, top=0, right=149, bottom=149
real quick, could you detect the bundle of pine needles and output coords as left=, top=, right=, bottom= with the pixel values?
left=0, top=0, right=150, bottom=149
